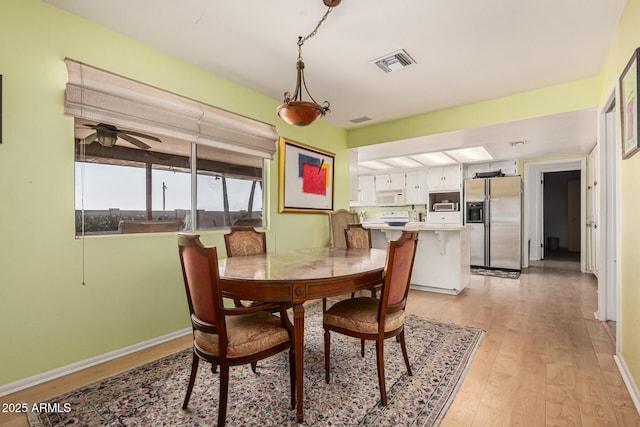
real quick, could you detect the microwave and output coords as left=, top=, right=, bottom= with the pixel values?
left=376, top=191, right=405, bottom=205
left=433, top=202, right=458, bottom=212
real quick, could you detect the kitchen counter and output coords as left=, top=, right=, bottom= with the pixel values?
left=364, top=222, right=470, bottom=295
left=363, top=222, right=469, bottom=231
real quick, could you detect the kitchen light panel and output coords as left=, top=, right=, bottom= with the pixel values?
left=445, top=146, right=493, bottom=163
left=383, top=156, right=423, bottom=168
left=358, top=160, right=393, bottom=170
left=410, top=152, right=456, bottom=166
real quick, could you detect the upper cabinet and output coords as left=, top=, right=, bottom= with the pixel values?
left=427, top=165, right=462, bottom=191
left=405, top=170, right=429, bottom=204
left=349, top=150, right=359, bottom=202
left=464, top=160, right=518, bottom=178
left=357, top=175, right=376, bottom=205
left=375, top=172, right=406, bottom=192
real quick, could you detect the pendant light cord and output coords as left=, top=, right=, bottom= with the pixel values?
left=297, top=6, right=335, bottom=59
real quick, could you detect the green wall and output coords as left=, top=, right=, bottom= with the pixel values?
left=347, top=77, right=601, bottom=148
left=0, top=0, right=347, bottom=386
left=599, top=0, right=640, bottom=394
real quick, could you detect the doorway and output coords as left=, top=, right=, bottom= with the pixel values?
left=542, top=170, right=581, bottom=262
left=523, top=158, right=587, bottom=271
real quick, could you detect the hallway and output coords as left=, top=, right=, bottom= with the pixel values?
left=406, top=260, right=639, bottom=426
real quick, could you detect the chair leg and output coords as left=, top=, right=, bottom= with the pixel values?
left=375, top=340, right=388, bottom=406
left=288, top=346, right=296, bottom=409
left=250, top=361, right=257, bottom=373
left=218, top=364, right=230, bottom=427
left=182, top=352, right=200, bottom=409
left=212, top=362, right=218, bottom=373
left=324, top=327, right=331, bottom=384
left=399, top=330, right=413, bottom=376
left=361, top=339, right=365, bottom=357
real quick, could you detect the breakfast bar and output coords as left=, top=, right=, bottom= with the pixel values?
left=364, top=223, right=471, bottom=295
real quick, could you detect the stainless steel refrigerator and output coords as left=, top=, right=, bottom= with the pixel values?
left=464, top=176, right=522, bottom=270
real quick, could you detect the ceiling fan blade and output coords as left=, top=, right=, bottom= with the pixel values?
left=120, top=129, right=162, bottom=142
left=118, top=133, right=151, bottom=150
left=80, top=132, right=97, bottom=144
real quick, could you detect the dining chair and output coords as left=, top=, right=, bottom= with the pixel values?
left=177, top=233, right=295, bottom=427
left=224, top=226, right=268, bottom=308
left=224, top=226, right=267, bottom=257
left=344, top=223, right=372, bottom=250
left=327, top=209, right=359, bottom=248
left=344, top=223, right=378, bottom=298
left=323, top=230, right=419, bottom=406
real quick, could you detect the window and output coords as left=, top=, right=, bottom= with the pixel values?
left=65, top=59, right=276, bottom=236
left=75, top=120, right=264, bottom=235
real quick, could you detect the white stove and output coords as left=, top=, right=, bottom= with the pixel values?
left=379, top=211, right=409, bottom=226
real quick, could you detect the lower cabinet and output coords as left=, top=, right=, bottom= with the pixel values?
left=427, top=212, right=461, bottom=225
left=368, top=226, right=470, bottom=295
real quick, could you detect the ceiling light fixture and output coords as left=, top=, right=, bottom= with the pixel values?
left=445, top=146, right=493, bottom=163
left=277, top=0, right=341, bottom=126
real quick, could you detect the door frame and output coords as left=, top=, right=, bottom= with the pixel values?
left=523, top=158, right=587, bottom=271
left=597, top=87, right=621, bottom=334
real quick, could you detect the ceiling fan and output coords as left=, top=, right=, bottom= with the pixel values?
left=80, top=123, right=162, bottom=150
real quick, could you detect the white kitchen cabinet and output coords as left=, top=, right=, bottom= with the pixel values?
left=374, top=172, right=406, bottom=192
left=465, top=160, right=518, bottom=178
left=427, top=211, right=462, bottom=225
left=357, top=175, right=376, bottom=205
left=427, top=165, right=462, bottom=191
left=349, top=150, right=359, bottom=201
left=405, top=170, right=429, bottom=204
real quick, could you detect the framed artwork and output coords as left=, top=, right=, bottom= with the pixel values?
left=620, top=48, right=640, bottom=159
left=278, top=137, right=335, bottom=213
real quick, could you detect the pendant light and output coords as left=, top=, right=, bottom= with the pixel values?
left=277, top=0, right=341, bottom=126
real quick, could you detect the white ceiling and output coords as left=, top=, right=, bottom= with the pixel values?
left=43, top=0, right=625, bottom=162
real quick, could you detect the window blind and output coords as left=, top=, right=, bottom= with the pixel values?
left=65, top=58, right=278, bottom=160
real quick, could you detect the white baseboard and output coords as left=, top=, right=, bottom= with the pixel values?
left=614, top=352, right=640, bottom=416
left=0, top=328, right=191, bottom=397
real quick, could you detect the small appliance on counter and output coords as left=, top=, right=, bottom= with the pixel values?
left=433, top=200, right=459, bottom=212
left=379, top=211, right=410, bottom=227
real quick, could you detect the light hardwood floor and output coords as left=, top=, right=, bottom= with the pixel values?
left=1, top=259, right=639, bottom=426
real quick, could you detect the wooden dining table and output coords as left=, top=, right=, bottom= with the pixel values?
left=217, top=246, right=387, bottom=423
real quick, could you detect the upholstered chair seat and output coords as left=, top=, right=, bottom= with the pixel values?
left=323, top=297, right=405, bottom=334
left=194, top=312, right=291, bottom=358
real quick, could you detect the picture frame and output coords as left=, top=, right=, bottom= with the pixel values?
left=278, top=137, right=335, bottom=213
left=620, top=48, right=640, bottom=159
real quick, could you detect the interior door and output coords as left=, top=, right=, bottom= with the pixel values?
left=567, top=180, right=581, bottom=252
left=587, top=146, right=600, bottom=276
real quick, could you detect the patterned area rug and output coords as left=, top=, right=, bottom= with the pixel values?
left=28, top=304, right=483, bottom=427
left=471, top=267, right=521, bottom=279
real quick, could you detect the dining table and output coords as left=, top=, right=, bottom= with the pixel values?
left=217, top=246, right=387, bottom=423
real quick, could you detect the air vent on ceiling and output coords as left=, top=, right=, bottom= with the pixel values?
left=372, top=49, right=416, bottom=73
left=350, top=116, right=372, bottom=124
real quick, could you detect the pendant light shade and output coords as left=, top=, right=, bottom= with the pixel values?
left=277, top=60, right=330, bottom=126
left=277, top=1, right=339, bottom=126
